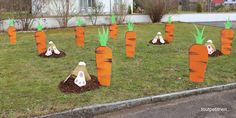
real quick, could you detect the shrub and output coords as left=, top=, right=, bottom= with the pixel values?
left=51, top=0, right=77, bottom=28
left=113, top=3, right=127, bottom=24
left=137, top=0, right=177, bottom=23
left=214, top=5, right=231, bottom=12
left=196, top=3, right=202, bottom=13
left=88, top=2, right=104, bottom=25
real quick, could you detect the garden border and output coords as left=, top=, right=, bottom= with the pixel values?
left=38, top=82, right=236, bottom=118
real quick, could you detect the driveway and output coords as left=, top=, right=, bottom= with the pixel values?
left=195, top=21, right=236, bottom=29
left=93, top=89, right=236, bottom=118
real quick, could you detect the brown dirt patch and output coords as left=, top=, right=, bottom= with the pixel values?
left=209, top=49, right=223, bottom=57
left=148, top=39, right=169, bottom=45
left=39, top=50, right=66, bottom=58
left=59, top=75, right=100, bottom=94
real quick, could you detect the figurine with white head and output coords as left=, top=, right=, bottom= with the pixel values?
left=71, top=61, right=91, bottom=81
left=152, top=32, right=158, bottom=44
left=45, top=41, right=61, bottom=56
left=49, top=41, right=60, bottom=54
left=157, top=32, right=165, bottom=44
left=45, top=45, right=53, bottom=56
left=152, top=32, right=165, bottom=44
left=205, top=40, right=216, bottom=55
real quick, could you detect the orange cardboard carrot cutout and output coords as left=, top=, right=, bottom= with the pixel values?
left=75, top=17, right=85, bottom=48
left=125, top=19, right=136, bottom=58
left=221, top=18, right=234, bottom=55
left=96, top=27, right=112, bottom=86
left=35, top=19, right=46, bottom=54
left=109, top=14, right=118, bottom=40
left=189, top=25, right=208, bottom=83
left=165, top=16, right=174, bottom=43
left=7, top=19, right=16, bottom=45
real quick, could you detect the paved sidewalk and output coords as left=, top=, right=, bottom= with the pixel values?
left=94, top=89, right=236, bottom=118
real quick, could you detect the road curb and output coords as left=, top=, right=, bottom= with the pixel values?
left=38, top=83, right=236, bottom=118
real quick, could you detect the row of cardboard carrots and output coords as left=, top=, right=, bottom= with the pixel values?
left=5, top=17, right=234, bottom=87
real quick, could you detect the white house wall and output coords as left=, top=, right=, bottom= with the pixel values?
left=2, top=13, right=236, bottom=31
left=32, top=0, right=133, bottom=16
left=101, top=0, right=133, bottom=13
left=0, top=14, right=151, bottom=31
left=35, top=0, right=79, bottom=16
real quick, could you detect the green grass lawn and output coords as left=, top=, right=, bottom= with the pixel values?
left=0, top=23, right=236, bottom=117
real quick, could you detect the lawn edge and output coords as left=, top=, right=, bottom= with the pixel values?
left=37, top=82, right=236, bottom=118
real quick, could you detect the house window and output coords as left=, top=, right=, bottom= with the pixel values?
left=88, top=0, right=95, bottom=7
left=114, top=0, right=122, bottom=5
left=113, top=0, right=123, bottom=12
left=80, top=0, right=95, bottom=12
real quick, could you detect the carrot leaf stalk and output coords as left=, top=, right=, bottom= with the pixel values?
left=76, top=17, right=83, bottom=26
left=127, top=19, right=134, bottom=31
left=111, top=14, right=116, bottom=24
left=193, top=25, right=205, bottom=45
left=98, top=27, right=109, bottom=46
left=168, top=16, right=172, bottom=24
left=37, top=19, right=43, bottom=31
left=224, top=17, right=232, bottom=29
left=8, top=19, right=14, bottom=26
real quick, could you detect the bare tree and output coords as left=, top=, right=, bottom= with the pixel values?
left=0, top=0, right=47, bottom=30
left=138, top=0, right=177, bottom=23
left=8, top=0, right=48, bottom=30
left=88, top=2, right=104, bottom=25
left=113, top=3, right=128, bottom=24
left=51, top=0, right=76, bottom=27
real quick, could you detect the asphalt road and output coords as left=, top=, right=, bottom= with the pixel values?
left=93, top=89, right=236, bottom=118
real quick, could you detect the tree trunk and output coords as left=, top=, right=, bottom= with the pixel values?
left=65, top=0, right=70, bottom=27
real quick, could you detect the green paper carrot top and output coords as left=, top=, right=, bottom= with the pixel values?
left=168, top=16, right=172, bottom=24
left=193, top=25, right=205, bottom=45
left=111, top=14, right=116, bottom=24
left=224, top=17, right=232, bottom=29
left=98, top=27, right=109, bottom=46
left=76, top=17, right=83, bottom=27
left=37, top=19, right=43, bottom=31
left=127, top=19, right=134, bottom=31
left=8, top=19, right=14, bottom=26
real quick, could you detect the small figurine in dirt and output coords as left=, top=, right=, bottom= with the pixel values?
left=205, top=40, right=216, bottom=55
left=45, top=45, right=53, bottom=56
left=152, top=32, right=165, bottom=44
left=59, top=61, right=99, bottom=93
left=71, top=61, right=91, bottom=81
left=74, top=71, right=86, bottom=87
left=63, top=61, right=91, bottom=87
left=45, top=41, right=61, bottom=56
